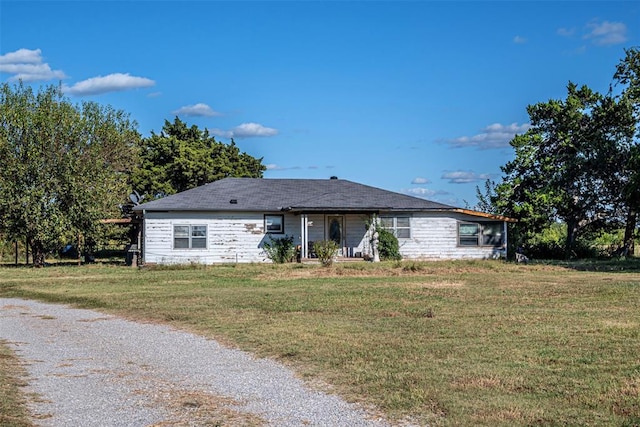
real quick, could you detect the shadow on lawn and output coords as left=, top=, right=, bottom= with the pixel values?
left=539, top=257, right=640, bottom=272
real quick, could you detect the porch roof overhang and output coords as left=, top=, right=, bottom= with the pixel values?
left=446, top=208, right=517, bottom=222
left=283, top=206, right=516, bottom=222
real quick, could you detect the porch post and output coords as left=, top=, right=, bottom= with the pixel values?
left=300, top=214, right=308, bottom=258
left=504, top=221, right=508, bottom=259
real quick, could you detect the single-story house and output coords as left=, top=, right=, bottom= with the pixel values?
left=132, top=177, right=513, bottom=264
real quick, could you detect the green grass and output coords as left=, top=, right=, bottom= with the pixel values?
left=1, top=260, right=639, bottom=426
left=0, top=342, right=35, bottom=427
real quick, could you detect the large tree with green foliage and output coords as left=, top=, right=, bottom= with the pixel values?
left=496, top=83, right=605, bottom=257
left=0, top=82, right=139, bottom=266
left=130, top=117, right=266, bottom=199
left=611, top=47, right=640, bottom=254
left=483, top=48, right=640, bottom=259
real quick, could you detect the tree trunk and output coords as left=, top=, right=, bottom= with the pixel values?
left=623, top=208, right=637, bottom=257
left=30, top=240, right=46, bottom=268
left=565, top=220, right=579, bottom=259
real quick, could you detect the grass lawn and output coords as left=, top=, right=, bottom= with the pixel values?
left=0, top=342, right=35, bottom=427
left=1, top=260, right=639, bottom=426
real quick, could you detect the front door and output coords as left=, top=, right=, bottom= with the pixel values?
left=327, top=215, right=345, bottom=256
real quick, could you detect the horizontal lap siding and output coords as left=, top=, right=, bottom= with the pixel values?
left=306, top=214, right=325, bottom=247
left=400, top=212, right=502, bottom=260
left=143, top=211, right=503, bottom=263
left=144, top=212, right=286, bottom=264
left=345, top=215, right=369, bottom=255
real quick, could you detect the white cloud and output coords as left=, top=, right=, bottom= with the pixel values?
left=513, top=35, right=527, bottom=44
left=0, top=48, right=66, bottom=82
left=265, top=164, right=302, bottom=171
left=401, top=187, right=450, bottom=200
left=411, top=177, right=430, bottom=184
left=0, top=48, right=42, bottom=64
left=210, top=122, right=278, bottom=139
left=584, top=20, right=627, bottom=46
left=62, top=73, right=155, bottom=96
left=445, top=122, right=530, bottom=150
left=172, top=103, right=220, bottom=117
left=557, top=27, right=575, bottom=37
left=233, top=122, right=278, bottom=138
left=442, top=171, right=492, bottom=184
left=404, top=187, right=438, bottom=197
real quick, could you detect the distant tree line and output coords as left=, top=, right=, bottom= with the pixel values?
left=476, top=47, right=640, bottom=259
left=0, top=82, right=265, bottom=266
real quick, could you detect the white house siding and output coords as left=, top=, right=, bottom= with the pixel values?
left=306, top=214, right=325, bottom=248
left=142, top=211, right=505, bottom=264
left=143, top=211, right=302, bottom=264
left=397, top=212, right=505, bottom=260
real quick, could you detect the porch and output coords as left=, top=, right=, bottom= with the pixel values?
left=296, top=213, right=374, bottom=260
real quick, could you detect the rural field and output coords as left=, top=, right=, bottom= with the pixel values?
left=1, top=260, right=639, bottom=426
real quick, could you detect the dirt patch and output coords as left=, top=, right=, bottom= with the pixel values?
left=146, top=388, right=266, bottom=426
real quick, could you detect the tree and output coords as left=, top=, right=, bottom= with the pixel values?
left=611, top=47, right=640, bottom=255
left=130, top=117, right=266, bottom=199
left=496, top=83, right=608, bottom=257
left=479, top=49, right=640, bottom=259
left=0, top=82, right=139, bottom=266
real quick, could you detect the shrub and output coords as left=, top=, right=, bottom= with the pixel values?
left=313, top=240, right=340, bottom=266
left=365, top=215, right=403, bottom=261
left=263, top=236, right=296, bottom=264
left=377, top=227, right=402, bottom=261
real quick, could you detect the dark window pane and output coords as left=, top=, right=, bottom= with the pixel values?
left=191, top=238, right=206, bottom=249
left=174, top=238, right=190, bottom=249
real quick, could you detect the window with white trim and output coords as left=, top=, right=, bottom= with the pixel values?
left=458, top=222, right=503, bottom=247
left=173, top=225, right=207, bottom=249
left=264, top=214, right=284, bottom=234
left=380, top=216, right=411, bottom=238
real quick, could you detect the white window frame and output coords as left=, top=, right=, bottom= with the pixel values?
left=264, top=214, right=284, bottom=234
left=458, top=222, right=503, bottom=247
left=379, top=216, right=411, bottom=239
left=173, top=224, right=207, bottom=249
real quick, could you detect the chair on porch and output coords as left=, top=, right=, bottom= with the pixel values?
left=307, top=241, right=316, bottom=258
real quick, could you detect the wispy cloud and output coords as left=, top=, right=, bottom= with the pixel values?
left=513, top=35, right=527, bottom=44
left=444, top=122, right=530, bottom=150
left=584, top=20, right=627, bottom=46
left=266, top=164, right=333, bottom=171
left=62, top=73, right=155, bottom=96
left=558, top=20, right=627, bottom=47
left=411, top=177, right=430, bottom=184
left=401, top=187, right=450, bottom=199
left=0, top=48, right=66, bottom=82
left=172, top=103, right=220, bottom=117
left=557, top=27, right=575, bottom=37
left=442, top=171, right=492, bottom=184
left=210, top=122, right=278, bottom=139
left=266, top=164, right=301, bottom=171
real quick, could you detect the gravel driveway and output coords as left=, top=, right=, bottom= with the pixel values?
left=0, top=298, right=391, bottom=427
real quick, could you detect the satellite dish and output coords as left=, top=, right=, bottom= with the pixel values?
left=129, top=190, right=142, bottom=205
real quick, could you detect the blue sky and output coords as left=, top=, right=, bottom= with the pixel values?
left=1, top=1, right=637, bottom=207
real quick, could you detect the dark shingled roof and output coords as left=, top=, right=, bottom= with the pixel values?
left=133, top=178, right=456, bottom=213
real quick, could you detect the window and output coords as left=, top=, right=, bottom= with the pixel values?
left=264, top=214, right=284, bottom=233
left=458, top=223, right=480, bottom=246
left=458, top=222, right=503, bottom=247
left=380, top=216, right=411, bottom=238
left=482, top=223, right=503, bottom=246
left=173, top=225, right=207, bottom=249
